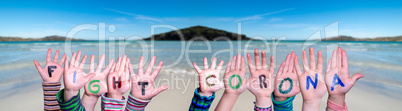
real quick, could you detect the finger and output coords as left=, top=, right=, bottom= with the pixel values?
left=83, top=73, right=96, bottom=85
left=103, top=59, right=114, bottom=75
left=64, top=56, right=69, bottom=71
left=283, top=54, right=290, bottom=72
left=241, top=57, right=245, bottom=72
left=46, top=48, right=52, bottom=62
left=59, top=54, right=66, bottom=66
left=261, top=50, right=268, bottom=70
left=151, top=61, right=163, bottom=80
left=119, top=55, right=127, bottom=73
left=231, top=56, right=236, bottom=71
left=211, top=57, right=217, bottom=69
left=302, top=50, right=309, bottom=70
left=127, top=58, right=135, bottom=75
left=254, top=49, right=262, bottom=69
left=317, top=51, right=323, bottom=73
left=202, top=57, right=209, bottom=70
left=337, top=47, right=342, bottom=70
left=288, top=52, right=295, bottom=72
left=351, top=73, right=364, bottom=84
left=70, top=52, right=76, bottom=67
left=75, top=51, right=81, bottom=67
left=193, top=62, right=202, bottom=74
left=122, top=61, right=129, bottom=81
left=294, top=55, right=302, bottom=76
left=138, top=56, right=144, bottom=75
left=33, top=60, right=44, bottom=77
left=153, top=85, right=169, bottom=96
left=269, top=56, right=275, bottom=74
left=53, top=50, right=59, bottom=62
left=90, top=55, right=95, bottom=73
left=326, top=59, right=331, bottom=72
left=342, top=50, right=349, bottom=71
left=109, top=63, right=116, bottom=73
left=331, top=50, right=337, bottom=69
left=217, top=60, right=224, bottom=72
left=225, top=62, right=231, bottom=73
left=236, top=54, right=241, bottom=71
left=96, top=54, right=106, bottom=73
left=247, top=53, right=255, bottom=74
left=79, top=55, right=87, bottom=69
left=145, top=56, right=156, bottom=75
left=277, top=62, right=285, bottom=75
left=309, top=47, right=316, bottom=70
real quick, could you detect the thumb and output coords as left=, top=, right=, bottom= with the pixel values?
left=84, top=73, right=96, bottom=83
left=153, top=85, right=168, bottom=96
left=351, top=73, right=364, bottom=83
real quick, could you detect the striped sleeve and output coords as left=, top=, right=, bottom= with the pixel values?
left=101, top=93, right=126, bottom=111
left=42, top=82, right=61, bottom=111
left=189, top=88, right=215, bottom=111
left=254, top=102, right=272, bottom=111
left=125, top=94, right=151, bottom=111
left=271, top=92, right=295, bottom=111
left=56, top=89, right=86, bottom=111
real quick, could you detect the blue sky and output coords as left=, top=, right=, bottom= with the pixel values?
left=0, top=0, right=401, bottom=40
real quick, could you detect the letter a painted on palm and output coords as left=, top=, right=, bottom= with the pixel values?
left=306, top=73, right=318, bottom=90
left=331, top=74, right=345, bottom=91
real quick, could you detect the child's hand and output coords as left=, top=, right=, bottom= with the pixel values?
left=33, top=48, right=66, bottom=82
left=325, top=47, right=364, bottom=106
left=223, top=54, right=247, bottom=95
left=273, top=52, right=300, bottom=101
left=84, top=54, right=114, bottom=97
left=246, top=49, right=275, bottom=107
left=193, top=57, right=224, bottom=97
left=63, top=51, right=96, bottom=100
left=107, top=55, right=131, bottom=99
left=129, top=56, right=168, bottom=100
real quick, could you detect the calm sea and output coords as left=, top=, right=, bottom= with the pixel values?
left=0, top=40, right=401, bottom=93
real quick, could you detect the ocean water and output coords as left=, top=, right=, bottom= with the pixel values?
left=0, top=40, right=401, bottom=93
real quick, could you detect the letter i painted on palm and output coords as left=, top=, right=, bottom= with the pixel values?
left=73, top=71, right=77, bottom=83
left=306, top=73, right=318, bottom=90
left=331, top=74, right=345, bottom=91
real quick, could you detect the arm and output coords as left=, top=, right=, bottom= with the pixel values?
left=59, top=51, right=96, bottom=110
left=246, top=49, right=275, bottom=110
left=272, top=51, right=300, bottom=111
left=325, top=47, right=364, bottom=111
left=190, top=57, right=224, bottom=110
left=126, top=56, right=168, bottom=111
left=103, top=55, right=131, bottom=111
left=215, top=54, right=247, bottom=111
left=33, top=48, right=66, bottom=111
left=295, top=47, right=327, bottom=111
left=82, top=54, right=114, bottom=111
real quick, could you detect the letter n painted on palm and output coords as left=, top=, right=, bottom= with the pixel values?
left=331, top=74, right=345, bottom=91
left=306, top=73, right=318, bottom=90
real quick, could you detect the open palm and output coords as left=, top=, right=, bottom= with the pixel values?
left=107, top=55, right=131, bottom=99
left=33, top=48, right=66, bottom=82
left=274, top=52, right=300, bottom=100
left=84, top=54, right=114, bottom=96
left=223, top=54, right=247, bottom=95
left=193, top=57, right=224, bottom=96
left=247, top=49, right=275, bottom=98
left=129, top=56, right=168, bottom=100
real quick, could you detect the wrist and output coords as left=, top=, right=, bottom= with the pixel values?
left=255, top=96, right=272, bottom=108
left=107, top=93, right=123, bottom=100
left=302, top=99, right=321, bottom=111
left=328, top=94, right=345, bottom=106
left=274, top=96, right=288, bottom=102
left=199, top=90, right=213, bottom=97
left=63, top=89, right=79, bottom=101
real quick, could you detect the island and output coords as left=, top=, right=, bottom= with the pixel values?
left=320, top=35, right=402, bottom=41
left=143, top=25, right=253, bottom=41
left=0, top=35, right=84, bottom=41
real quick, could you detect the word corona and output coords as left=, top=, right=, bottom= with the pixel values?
left=88, top=80, right=101, bottom=94
left=47, top=66, right=57, bottom=77
left=331, top=74, right=345, bottom=91
left=259, top=75, right=267, bottom=88
left=306, top=73, right=318, bottom=90
left=229, top=74, right=241, bottom=89
left=112, top=77, right=122, bottom=89
left=205, top=74, right=216, bottom=87
left=279, top=78, right=293, bottom=94
left=138, top=82, right=149, bottom=95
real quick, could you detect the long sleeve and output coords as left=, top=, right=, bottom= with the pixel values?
left=101, top=93, right=126, bottom=111
left=271, top=92, right=295, bottom=111
left=43, top=82, right=61, bottom=111
left=56, top=89, right=86, bottom=111
left=125, top=94, right=151, bottom=111
left=254, top=102, right=272, bottom=111
left=189, top=88, right=215, bottom=111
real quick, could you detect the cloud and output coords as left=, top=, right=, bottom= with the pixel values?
left=115, top=17, right=129, bottom=22
left=105, top=8, right=163, bottom=23
left=268, top=17, right=283, bottom=22
left=235, top=8, right=293, bottom=22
